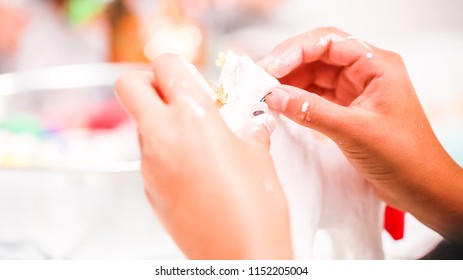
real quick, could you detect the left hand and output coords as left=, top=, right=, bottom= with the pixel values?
left=115, top=54, right=292, bottom=259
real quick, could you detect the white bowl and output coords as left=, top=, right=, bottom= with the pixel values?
left=0, top=64, right=182, bottom=259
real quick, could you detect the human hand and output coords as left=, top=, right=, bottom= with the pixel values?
left=115, top=54, right=292, bottom=259
left=261, top=27, right=463, bottom=242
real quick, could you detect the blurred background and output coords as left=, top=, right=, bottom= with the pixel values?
left=0, top=0, right=462, bottom=259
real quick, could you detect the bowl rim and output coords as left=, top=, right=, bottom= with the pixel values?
left=0, top=63, right=148, bottom=174
left=0, top=63, right=149, bottom=96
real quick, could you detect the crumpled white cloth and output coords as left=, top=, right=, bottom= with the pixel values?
left=218, top=51, right=384, bottom=259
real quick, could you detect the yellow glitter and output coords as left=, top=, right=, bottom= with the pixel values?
left=208, top=81, right=228, bottom=108
left=215, top=52, right=227, bottom=68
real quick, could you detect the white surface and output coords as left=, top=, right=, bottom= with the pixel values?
left=0, top=170, right=183, bottom=259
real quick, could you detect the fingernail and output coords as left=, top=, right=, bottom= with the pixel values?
left=266, top=57, right=282, bottom=77
left=265, top=87, right=290, bottom=113
left=260, top=56, right=287, bottom=78
left=252, top=113, right=276, bottom=135
left=267, top=50, right=301, bottom=78
left=258, top=56, right=275, bottom=69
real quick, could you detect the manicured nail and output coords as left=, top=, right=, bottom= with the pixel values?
left=266, top=57, right=282, bottom=77
left=264, top=87, right=290, bottom=113
left=258, top=56, right=275, bottom=70
left=252, top=113, right=276, bottom=135
left=266, top=50, right=301, bottom=78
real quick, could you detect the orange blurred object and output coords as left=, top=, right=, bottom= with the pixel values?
left=107, top=0, right=147, bottom=63
left=0, top=4, right=29, bottom=56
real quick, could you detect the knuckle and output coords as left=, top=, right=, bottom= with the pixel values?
left=384, top=50, right=405, bottom=66
left=377, top=50, right=409, bottom=80
left=322, top=26, right=339, bottom=34
left=140, top=136, right=158, bottom=163
left=317, top=26, right=345, bottom=37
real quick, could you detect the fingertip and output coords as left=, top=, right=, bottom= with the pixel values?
left=263, top=56, right=292, bottom=78
left=262, top=41, right=304, bottom=78
left=253, top=113, right=276, bottom=135
left=114, top=72, right=144, bottom=108
left=249, top=124, right=271, bottom=150
left=152, top=53, right=180, bottom=68
left=241, top=114, right=275, bottom=150
left=257, top=56, right=275, bottom=71
left=114, top=72, right=135, bottom=96
left=152, top=53, right=216, bottom=105
left=264, top=87, right=290, bottom=113
left=114, top=71, right=162, bottom=124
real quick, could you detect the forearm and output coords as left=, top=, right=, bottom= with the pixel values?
left=360, top=122, right=463, bottom=244
left=414, top=158, right=463, bottom=244
left=401, top=141, right=463, bottom=244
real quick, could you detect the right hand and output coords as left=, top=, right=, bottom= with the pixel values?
left=261, top=27, right=463, bottom=243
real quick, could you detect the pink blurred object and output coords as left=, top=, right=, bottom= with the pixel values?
left=87, top=99, right=129, bottom=130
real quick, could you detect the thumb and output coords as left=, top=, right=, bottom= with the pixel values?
left=264, top=85, right=353, bottom=139
left=240, top=113, right=275, bottom=150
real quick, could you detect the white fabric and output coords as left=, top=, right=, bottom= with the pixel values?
left=218, top=51, right=384, bottom=259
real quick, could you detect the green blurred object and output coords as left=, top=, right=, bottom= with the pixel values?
left=0, top=114, right=44, bottom=137
left=67, top=0, right=107, bottom=26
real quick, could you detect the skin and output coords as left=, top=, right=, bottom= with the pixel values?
left=115, top=27, right=463, bottom=258
left=262, top=27, right=463, bottom=244
left=115, top=55, right=292, bottom=259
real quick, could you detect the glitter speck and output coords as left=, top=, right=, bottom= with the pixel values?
left=366, top=52, right=373, bottom=59
left=301, top=101, right=310, bottom=113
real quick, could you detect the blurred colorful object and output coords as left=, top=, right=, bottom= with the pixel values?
left=0, top=63, right=144, bottom=171
left=384, top=206, right=405, bottom=240
left=143, top=0, right=205, bottom=66
left=66, top=0, right=107, bottom=26
left=0, top=99, right=136, bottom=169
left=87, top=99, right=129, bottom=130
left=0, top=114, right=44, bottom=136
left=107, top=0, right=146, bottom=62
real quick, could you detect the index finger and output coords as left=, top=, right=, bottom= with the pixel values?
left=114, top=71, right=166, bottom=126
left=262, top=27, right=376, bottom=78
left=152, top=54, right=216, bottom=107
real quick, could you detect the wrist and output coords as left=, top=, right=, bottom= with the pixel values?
left=405, top=147, right=463, bottom=243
